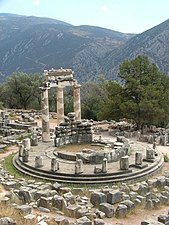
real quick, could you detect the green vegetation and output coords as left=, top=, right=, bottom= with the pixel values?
left=163, top=153, right=169, bottom=162
left=0, top=55, right=169, bottom=130
left=2, top=154, right=23, bottom=179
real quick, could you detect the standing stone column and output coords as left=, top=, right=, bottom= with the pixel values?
left=102, top=158, right=107, bottom=173
left=56, top=86, right=64, bottom=125
left=75, top=159, right=83, bottom=174
left=135, top=152, right=143, bottom=165
left=73, top=84, right=81, bottom=121
left=41, top=87, right=50, bottom=142
left=120, top=156, right=129, bottom=170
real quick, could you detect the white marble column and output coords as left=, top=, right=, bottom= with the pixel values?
left=73, top=84, right=81, bottom=121
left=56, top=86, right=64, bottom=124
left=41, top=87, right=50, bottom=142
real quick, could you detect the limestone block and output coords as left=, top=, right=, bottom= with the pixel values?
left=129, top=191, right=137, bottom=201
left=136, top=195, right=146, bottom=205
left=37, top=196, right=52, bottom=209
left=15, top=205, right=32, bottom=215
left=156, top=176, right=166, bottom=189
left=161, top=191, right=169, bottom=198
left=52, top=182, right=62, bottom=191
left=94, top=218, right=105, bottom=225
left=90, top=192, right=107, bottom=207
left=134, top=198, right=142, bottom=207
left=107, top=191, right=123, bottom=205
left=158, top=214, right=169, bottom=224
left=65, top=205, right=81, bottom=218
left=152, top=198, right=161, bottom=208
left=145, top=199, right=154, bottom=209
left=159, top=195, right=168, bottom=205
left=24, top=214, right=36, bottom=224
left=138, top=184, right=150, bottom=196
left=76, top=207, right=90, bottom=219
left=141, top=219, right=164, bottom=225
left=74, top=216, right=92, bottom=225
left=18, top=188, right=32, bottom=203
left=34, top=189, right=52, bottom=201
left=115, top=204, right=128, bottom=218
left=52, top=195, right=67, bottom=211
left=4, top=181, right=17, bottom=190
left=121, top=200, right=135, bottom=212
left=0, top=197, right=10, bottom=205
left=99, top=203, right=114, bottom=218
left=0, top=217, right=17, bottom=225
left=53, top=215, right=69, bottom=225
left=63, top=191, right=75, bottom=204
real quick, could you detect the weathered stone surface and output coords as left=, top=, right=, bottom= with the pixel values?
left=24, top=214, right=36, bottom=223
left=76, top=207, right=90, bottom=219
left=52, top=194, right=67, bottom=211
left=18, top=188, right=32, bottom=203
left=63, top=191, right=75, bottom=204
left=138, top=184, right=150, bottom=196
left=141, top=219, right=164, bottom=225
left=90, top=192, right=107, bottom=207
left=159, top=194, right=168, bottom=205
left=37, top=196, right=52, bottom=209
left=145, top=199, right=154, bottom=209
left=0, top=217, right=17, bottom=225
left=152, top=198, right=161, bottom=208
left=99, top=203, right=114, bottom=218
left=74, top=216, right=92, bottom=225
left=107, top=191, right=122, bottom=204
left=158, top=214, right=169, bottom=224
left=115, top=204, right=128, bottom=218
left=156, top=176, right=166, bottom=189
left=53, top=215, right=69, bottom=225
left=121, top=200, right=135, bottom=212
left=65, top=205, right=81, bottom=218
left=52, top=182, right=62, bottom=191
left=94, top=218, right=105, bottom=225
left=15, top=205, right=32, bottom=215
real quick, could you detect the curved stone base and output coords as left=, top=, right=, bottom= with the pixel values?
left=13, top=142, right=164, bottom=184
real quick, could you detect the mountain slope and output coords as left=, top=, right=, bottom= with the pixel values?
left=0, top=14, right=134, bottom=81
left=102, top=19, right=169, bottom=80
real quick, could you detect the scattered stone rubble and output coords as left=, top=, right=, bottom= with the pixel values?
left=0, top=158, right=169, bottom=224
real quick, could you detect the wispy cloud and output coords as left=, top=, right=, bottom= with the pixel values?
left=100, top=5, right=109, bottom=12
left=33, top=0, right=40, bottom=6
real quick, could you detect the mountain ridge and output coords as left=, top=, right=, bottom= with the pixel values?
left=0, top=13, right=169, bottom=81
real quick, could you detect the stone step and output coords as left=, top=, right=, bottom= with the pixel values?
left=13, top=153, right=164, bottom=184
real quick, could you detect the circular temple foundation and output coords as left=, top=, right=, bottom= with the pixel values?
left=13, top=134, right=164, bottom=185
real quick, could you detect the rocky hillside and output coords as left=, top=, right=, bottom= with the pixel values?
left=102, top=19, right=169, bottom=80
left=0, top=13, right=133, bottom=82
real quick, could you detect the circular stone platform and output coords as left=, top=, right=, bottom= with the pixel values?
left=13, top=136, right=164, bottom=185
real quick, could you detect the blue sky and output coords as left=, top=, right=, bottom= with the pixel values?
left=0, top=0, right=169, bottom=33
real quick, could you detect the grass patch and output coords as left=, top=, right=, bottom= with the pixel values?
left=2, top=153, right=24, bottom=179
left=0, top=203, right=36, bottom=225
left=164, top=153, right=169, bottom=162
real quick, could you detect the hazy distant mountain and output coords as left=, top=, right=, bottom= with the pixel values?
left=1, top=13, right=169, bottom=82
left=0, top=13, right=134, bottom=81
left=102, top=19, right=169, bottom=80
